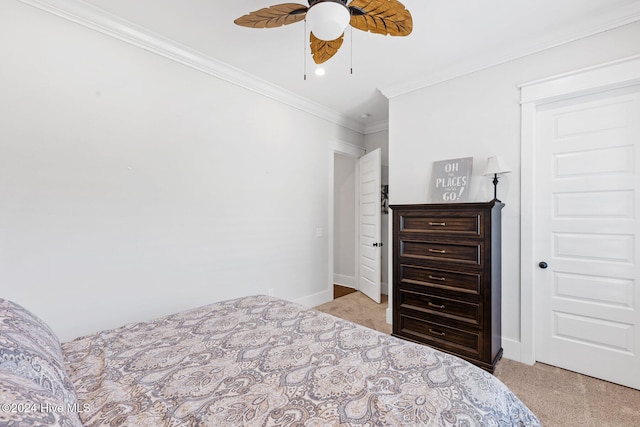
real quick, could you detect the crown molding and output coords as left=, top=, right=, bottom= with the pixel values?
left=17, top=0, right=366, bottom=134
left=519, top=54, right=640, bottom=104
left=380, top=2, right=640, bottom=99
left=364, top=119, right=389, bottom=134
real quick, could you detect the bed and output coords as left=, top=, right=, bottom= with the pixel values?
left=1, top=295, right=540, bottom=426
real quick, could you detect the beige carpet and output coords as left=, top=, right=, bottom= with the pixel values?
left=315, top=291, right=640, bottom=427
left=315, top=290, right=392, bottom=335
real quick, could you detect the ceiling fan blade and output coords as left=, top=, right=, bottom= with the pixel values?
left=234, top=3, right=308, bottom=28
left=310, top=32, right=344, bottom=64
left=348, top=0, right=412, bottom=36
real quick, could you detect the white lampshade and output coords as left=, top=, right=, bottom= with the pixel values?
left=483, top=156, right=511, bottom=176
left=306, top=1, right=350, bottom=41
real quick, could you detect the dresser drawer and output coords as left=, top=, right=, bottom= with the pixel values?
left=400, top=212, right=481, bottom=237
left=399, top=264, right=482, bottom=295
left=397, top=289, right=481, bottom=326
left=397, top=314, right=482, bottom=359
left=401, top=240, right=481, bottom=266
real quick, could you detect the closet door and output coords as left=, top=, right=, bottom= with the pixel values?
left=534, top=86, right=640, bottom=389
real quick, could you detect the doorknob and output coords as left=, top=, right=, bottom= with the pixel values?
left=538, top=261, right=548, bottom=269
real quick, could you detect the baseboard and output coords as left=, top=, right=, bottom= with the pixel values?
left=333, top=274, right=355, bottom=288
left=293, top=289, right=333, bottom=308
left=386, top=307, right=392, bottom=325
left=501, top=337, right=523, bottom=362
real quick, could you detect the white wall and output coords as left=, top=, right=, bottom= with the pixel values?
left=0, top=1, right=364, bottom=341
left=333, top=154, right=356, bottom=287
left=388, top=21, right=640, bottom=360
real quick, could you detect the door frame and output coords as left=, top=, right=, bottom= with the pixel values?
left=519, top=54, right=640, bottom=365
left=328, top=140, right=366, bottom=297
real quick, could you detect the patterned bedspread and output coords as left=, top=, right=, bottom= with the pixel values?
left=61, top=295, right=540, bottom=426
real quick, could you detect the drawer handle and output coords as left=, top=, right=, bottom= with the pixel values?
left=428, top=302, right=445, bottom=309
left=429, top=328, right=446, bottom=336
left=428, top=275, right=446, bottom=282
left=429, top=222, right=446, bottom=226
left=429, top=249, right=446, bottom=254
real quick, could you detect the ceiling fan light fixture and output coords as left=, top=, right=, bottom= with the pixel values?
left=306, top=1, right=350, bottom=41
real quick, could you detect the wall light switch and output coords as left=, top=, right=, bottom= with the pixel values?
left=315, top=227, right=323, bottom=237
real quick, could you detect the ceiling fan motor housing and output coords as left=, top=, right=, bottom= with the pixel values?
left=308, top=0, right=348, bottom=6
left=306, top=0, right=351, bottom=41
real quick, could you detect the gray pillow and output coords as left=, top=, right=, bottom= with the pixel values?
left=0, top=299, right=78, bottom=408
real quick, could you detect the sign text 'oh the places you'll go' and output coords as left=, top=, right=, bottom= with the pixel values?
left=430, top=157, right=473, bottom=203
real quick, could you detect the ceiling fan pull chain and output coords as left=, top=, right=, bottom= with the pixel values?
left=350, top=26, right=353, bottom=75
left=303, top=18, right=307, bottom=80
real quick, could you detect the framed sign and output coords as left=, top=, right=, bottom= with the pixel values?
left=429, top=157, right=473, bottom=203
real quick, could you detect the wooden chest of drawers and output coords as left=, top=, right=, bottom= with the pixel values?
left=390, top=202, right=504, bottom=372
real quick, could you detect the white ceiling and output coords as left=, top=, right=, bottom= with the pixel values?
left=49, top=0, right=640, bottom=133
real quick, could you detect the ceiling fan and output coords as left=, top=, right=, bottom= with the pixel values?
left=234, top=0, right=412, bottom=64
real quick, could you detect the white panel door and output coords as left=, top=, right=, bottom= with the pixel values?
left=535, top=86, right=640, bottom=389
left=358, top=148, right=381, bottom=303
